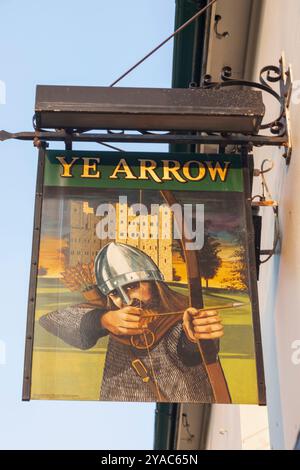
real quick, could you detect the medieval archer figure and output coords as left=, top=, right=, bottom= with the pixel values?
left=39, top=242, right=224, bottom=402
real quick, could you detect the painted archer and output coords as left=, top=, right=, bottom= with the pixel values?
left=40, top=242, right=225, bottom=402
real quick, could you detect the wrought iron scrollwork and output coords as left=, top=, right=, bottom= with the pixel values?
left=202, top=61, right=289, bottom=138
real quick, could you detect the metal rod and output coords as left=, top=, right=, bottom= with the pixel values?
left=109, top=0, right=218, bottom=87
left=0, top=130, right=288, bottom=147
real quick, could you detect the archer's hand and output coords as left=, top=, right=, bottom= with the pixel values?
left=100, top=306, right=145, bottom=336
left=183, top=307, right=224, bottom=342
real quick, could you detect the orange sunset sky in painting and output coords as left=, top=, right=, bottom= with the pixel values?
left=172, top=244, right=238, bottom=288
left=38, top=236, right=68, bottom=278
left=39, top=236, right=238, bottom=288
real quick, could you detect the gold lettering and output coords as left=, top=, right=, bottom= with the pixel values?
left=182, top=161, right=206, bottom=181
left=110, top=158, right=137, bottom=179
left=56, top=156, right=79, bottom=177
left=138, top=159, right=161, bottom=183
left=81, top=158, right=100, bottom=178
left=206, top=161, right=231, bottom=181
left=161, top=160, right=186, bottom=183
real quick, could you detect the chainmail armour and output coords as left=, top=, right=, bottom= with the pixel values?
left=40, top=303, right=214, bottom=403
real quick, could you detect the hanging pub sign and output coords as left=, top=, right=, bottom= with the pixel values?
left=23, top=150, right=265, bottom=404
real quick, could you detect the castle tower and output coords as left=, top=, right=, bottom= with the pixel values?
left=115, top=202, right=173, bottom=281
left=69, top=201, right=105, bottom=266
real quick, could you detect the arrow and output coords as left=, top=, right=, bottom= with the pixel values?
left=142, top=302, right=249, bottom=318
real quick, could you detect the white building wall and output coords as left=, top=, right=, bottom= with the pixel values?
left=240, top=406, right=270, bottom=450
left=206, top=405, right=242, bottom=450
left=250, top=0, right=300, bottom=450
left=197, top=0, right=300, bottom=450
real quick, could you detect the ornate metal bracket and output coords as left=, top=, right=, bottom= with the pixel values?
left=201, top=54, right=293, bottom=162
left=0, top=57, right=293, bottom=162
left=253, top=201, right=280, bottom=265
left=252, top=159, right=280, bottom=266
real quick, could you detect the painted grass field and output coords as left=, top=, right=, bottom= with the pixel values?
left=31, top=277, right=259, bottom=403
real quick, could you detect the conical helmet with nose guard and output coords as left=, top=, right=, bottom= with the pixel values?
left=94, top=242, right=164, bottom=305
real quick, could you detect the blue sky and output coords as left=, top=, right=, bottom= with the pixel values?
left=0, top=0, right=175, bottom=450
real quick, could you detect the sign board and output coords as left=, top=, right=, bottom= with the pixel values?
left=23, top=150, right=265, bottom=404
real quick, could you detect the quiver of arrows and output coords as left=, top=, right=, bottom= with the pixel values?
left=60, top=261, right=106, bottom=307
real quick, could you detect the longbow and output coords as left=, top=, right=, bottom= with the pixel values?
left=160, top=189, right=231, bottom=404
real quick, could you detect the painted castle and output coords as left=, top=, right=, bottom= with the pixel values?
left=68, top=200, right=173, bottom=281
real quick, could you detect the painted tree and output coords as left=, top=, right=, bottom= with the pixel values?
left=221, top=233, right=248, bottom=291
left=199, top=234, right=222, bottom=288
